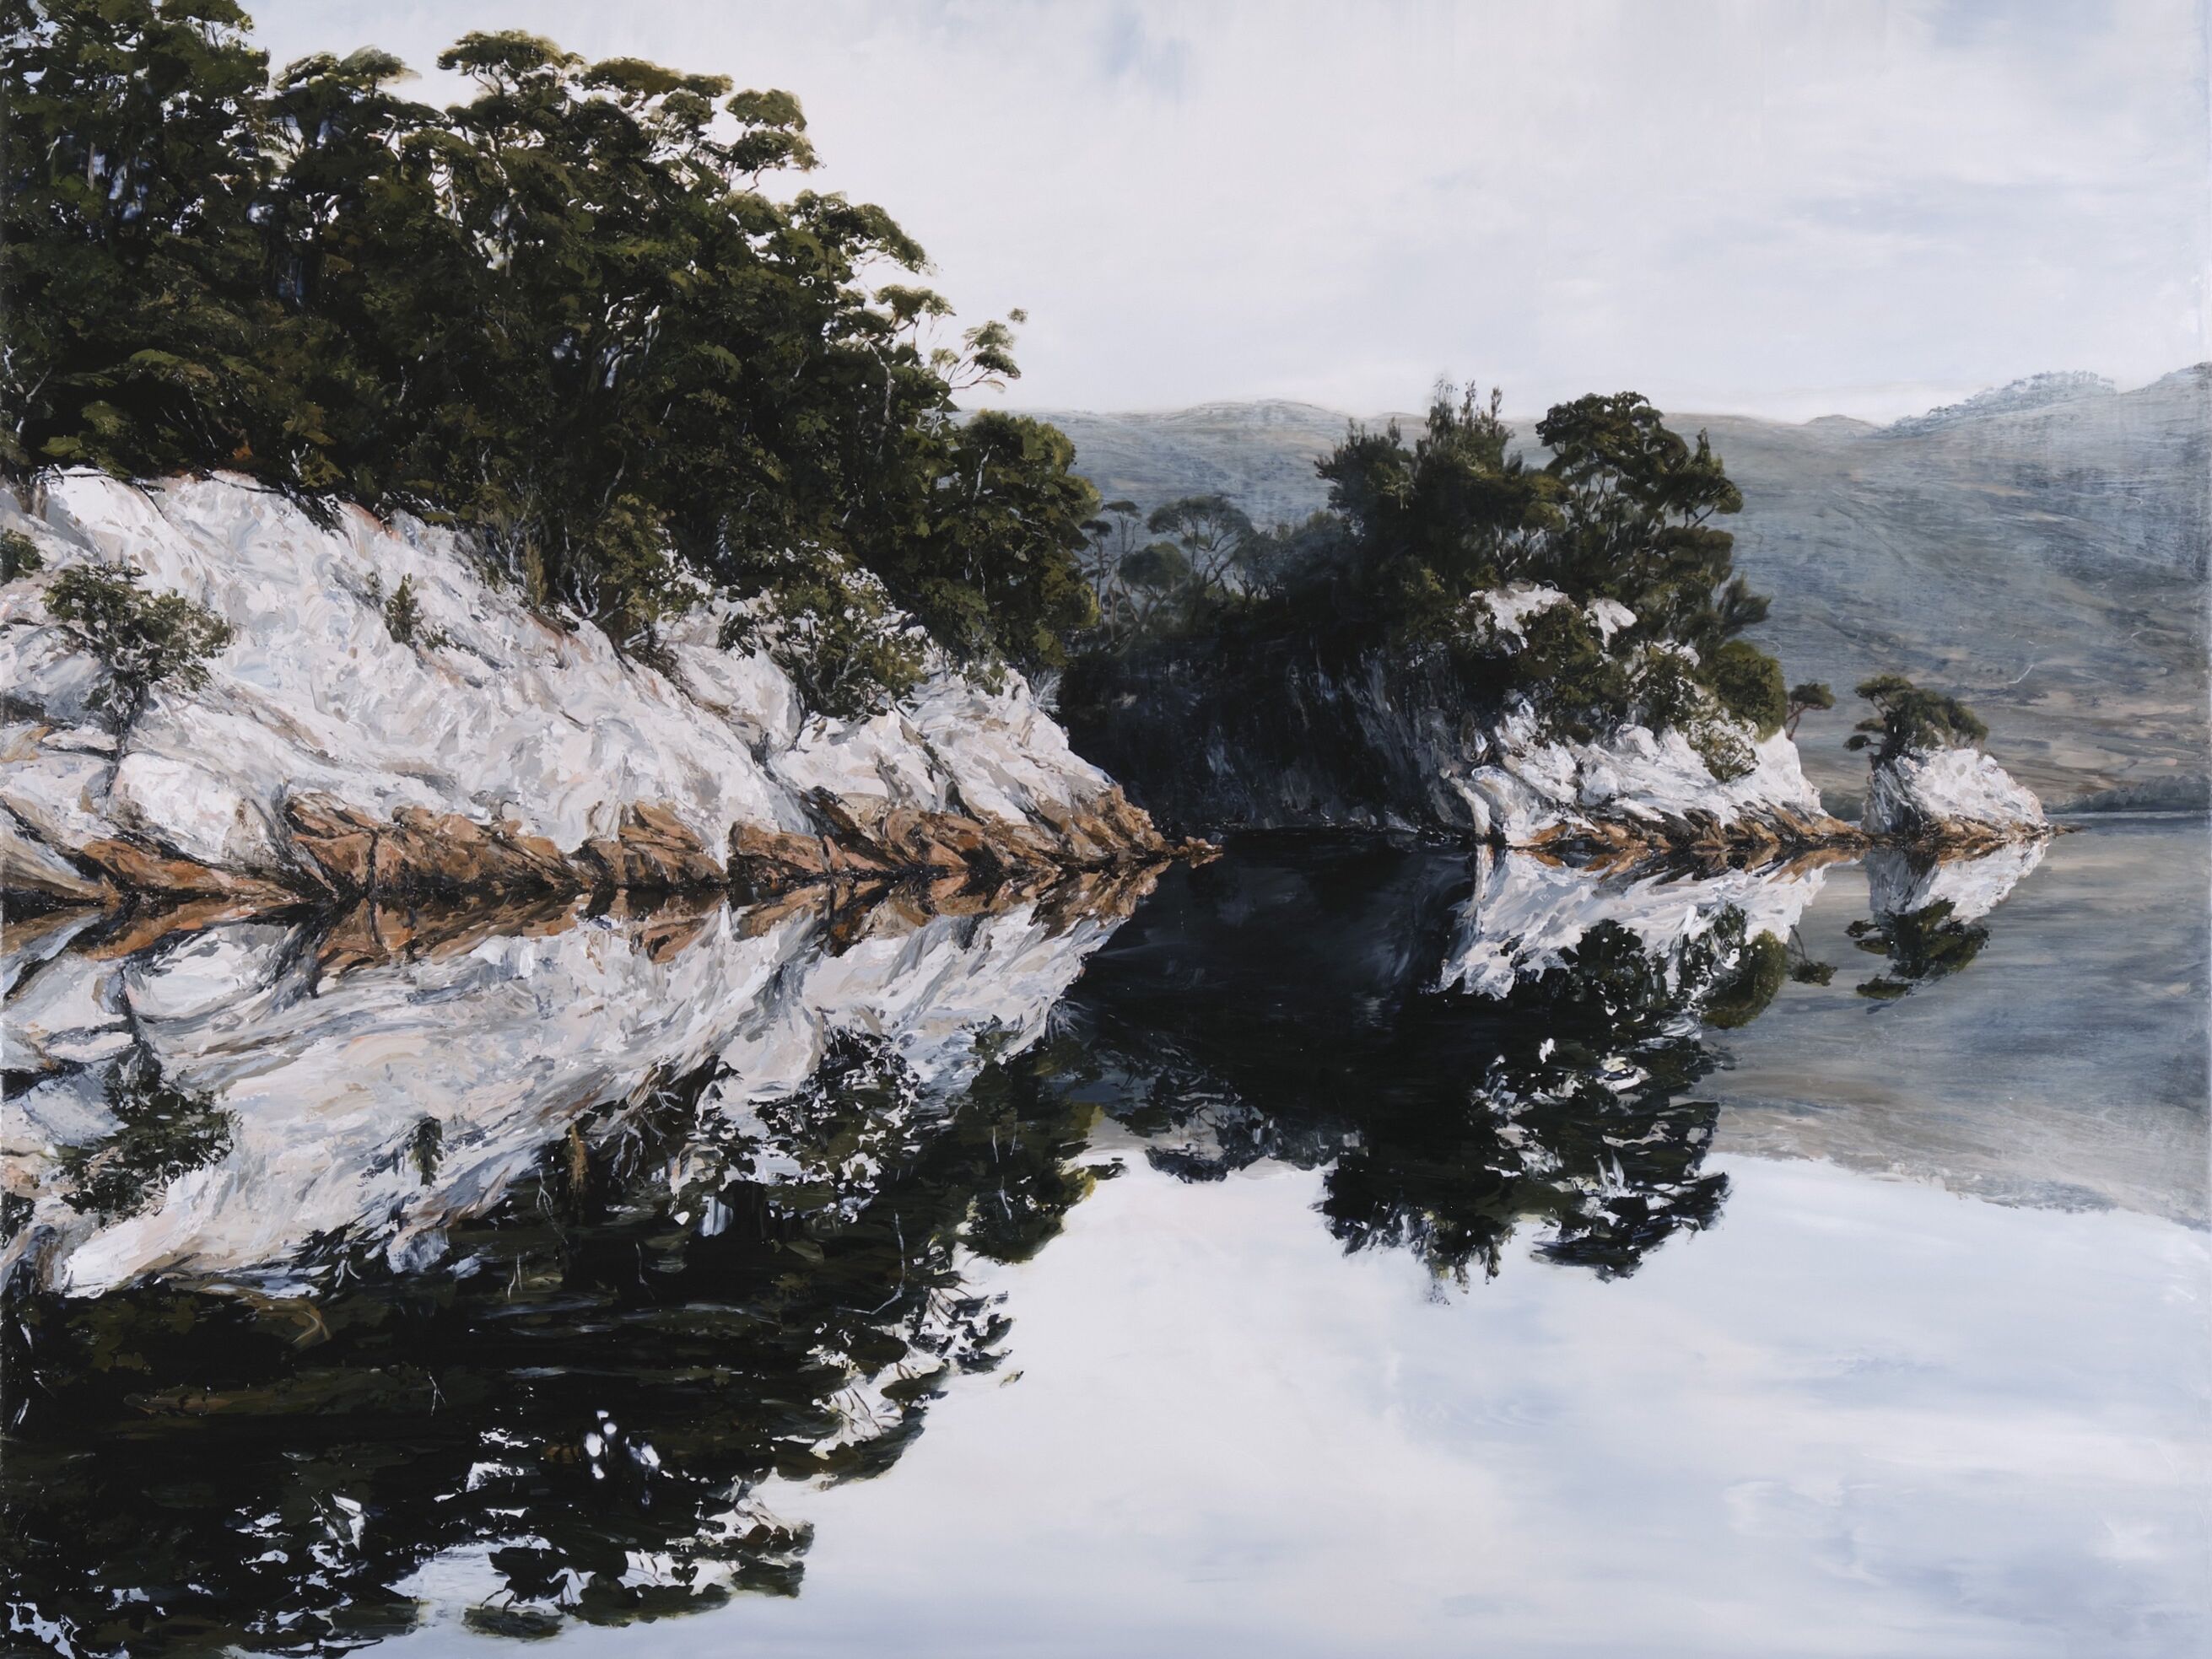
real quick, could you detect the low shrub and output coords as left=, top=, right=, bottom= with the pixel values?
left=45, top=563, right=233, bottom=723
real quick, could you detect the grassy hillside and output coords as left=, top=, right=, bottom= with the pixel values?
left=1033, top=369, right=2210, bottom=804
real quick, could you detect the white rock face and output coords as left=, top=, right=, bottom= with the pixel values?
left=1098, top=637, right=1832, bottom=847
left=3, top=889, right=1128, bottom=1295
left=1447, top=708, right=1826, bottom=844
left=1864, top=746, right=2047, bottom=841
left=0, top=472, right=1132, bottom=889
left=1479, top=583, right=1572, bottom=642
left=1438, top=846, right=1827, bottom=998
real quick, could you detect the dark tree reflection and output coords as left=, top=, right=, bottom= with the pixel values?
left=1051, top=841, right=1788, bottom=1285
left=0, top=1031, right=1106, bottom=1656
left=1846, top=844, right=2042, bottom=1002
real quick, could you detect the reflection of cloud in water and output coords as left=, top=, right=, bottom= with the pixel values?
left=660, top=1151, right=2209, bottom=1659
left=0, top=822, right=2189, bottom=1656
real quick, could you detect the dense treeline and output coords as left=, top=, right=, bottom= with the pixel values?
left=1068, top=390, right=1792, bottom=778
left=3, top=0, right=1098, bottom=710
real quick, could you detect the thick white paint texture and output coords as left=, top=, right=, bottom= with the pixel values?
left=1865, top=746, right=2049, bottom=842
left=3, top=894, right=1124, bottom=1296
left=0, top=473, right=1122, bottom=883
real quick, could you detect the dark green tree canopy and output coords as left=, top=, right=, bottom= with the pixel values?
left=1066, top=386, right=1791, bottom=778
left=3, top=1, right=1098, bottom=708
left=1847, top=674, right=1987, bottom=764
left=1784, top=680, right=1835, bottom=738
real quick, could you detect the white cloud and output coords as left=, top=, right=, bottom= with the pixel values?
left=246, top=0, right=2209, bottom=419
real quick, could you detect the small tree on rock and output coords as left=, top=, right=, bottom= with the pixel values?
left=1783, top=680, right=1833, bottom=738
left=1845, top=674, right=1985, bottom=765
left=45, top=564, right=234, bottom=725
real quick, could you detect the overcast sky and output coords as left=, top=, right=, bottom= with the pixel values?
left=245, top=0, right=2209, bottom=422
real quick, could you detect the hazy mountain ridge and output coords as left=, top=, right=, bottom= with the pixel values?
left=1882, top=370, right=2118, bottom=436
left=1034, top=369, right=2211, bottom=802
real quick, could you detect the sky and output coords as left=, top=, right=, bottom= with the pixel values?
left=243, top=0, right=2211, bottom=422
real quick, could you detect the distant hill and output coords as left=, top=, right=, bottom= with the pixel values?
left=1032, top=369, right=2212, bottom=801
left=1031, top=399, right=1372, bottom=531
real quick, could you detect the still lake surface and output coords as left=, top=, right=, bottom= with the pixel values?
left=3, top=816, right=2205, bottom=1657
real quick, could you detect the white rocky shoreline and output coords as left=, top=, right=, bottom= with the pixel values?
left=0, top=472, right=2050, bottom=925
left=0, top=473, right=1185, bottom=918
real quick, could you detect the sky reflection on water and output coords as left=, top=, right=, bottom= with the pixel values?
left=458, top=1146, right=2209, bottom=1659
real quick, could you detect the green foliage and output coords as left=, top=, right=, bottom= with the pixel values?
left=1, top=0, right=285, bottom=481
left=4, top=3, right=1098, bottom=708
left=1784, top=679, right=1834, bottom=737
left=381, top=572, right=421, bottom=644
left=893, top=412, right=1099, bottom=676
left=1146, top=494, right=1257, bottom=594
left=1068, top=385, right=1795, bottom=780
left=1114, top=540, right=1192, bottom=630
left=1848, top=897, right=1988, bottom=999
left=1708, top=638, right=1787, bottom=737
left=57, top=1048, right=235, bottom=1221
left=44, top=562, right=233, bottom=721
left=1702, top=930, right=1788, bottom=1028
left=1311, top=387, right=1556, bottom=644
left=1, top=528, right=44, bottom=580
left=1846, top=673, right=1986, bottom=764
left=717, top=547, right=927, bottom=719
left=1082, top=493, right=1272, bottom=646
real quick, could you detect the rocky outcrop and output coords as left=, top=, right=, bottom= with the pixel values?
left=1, top=473, right=1184, bottom=913
left=1066, top=644, right=1858, bottom=863
left=1865, top=746, right=2050, bottom=850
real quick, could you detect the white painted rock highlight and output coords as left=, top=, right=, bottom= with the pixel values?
left=0, top=472, right=1149, bottom=895
left=1438, top=846, right=1827, bottom=999
left=1449, top=707, right=1826, bottom=845
left=1864, top=746, right=2047, bottom=842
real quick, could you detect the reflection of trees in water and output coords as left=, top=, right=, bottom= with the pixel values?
left=51, top=1046, right=234, bottom=1223
left=0, top=1031, right=1106, bottom=1656
left=1055, top=846, right=1789, bottom=1285
left=1848, top=900, right=1989, bottom=1001
left=1844, top=843, right=2031, bottom=1003
left=7, top=837, right=1994, bottom=1656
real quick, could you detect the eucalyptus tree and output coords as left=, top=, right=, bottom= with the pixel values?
left=3, top=4, right=1100, bottom=708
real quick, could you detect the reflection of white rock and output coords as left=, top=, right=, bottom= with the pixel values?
left=1864, top=839, right=2047, bottom=924
left=0, top=472, right=1133, bottom=885
left=1, top=950, right=128, bottom=1069
left=1438, top=848, right=1826, bottom=997
left=5, top=893, right=1125, bottom=1296
left=1865, top=746, right=2046, bottom=842
left=1450, top=708, right=1826, bottom=846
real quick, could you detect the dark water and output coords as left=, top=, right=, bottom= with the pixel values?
left=1, top=818, right=2205, bottom=1657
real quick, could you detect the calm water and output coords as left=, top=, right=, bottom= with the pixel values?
left=2, top=817, right=2205, bottom=1657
